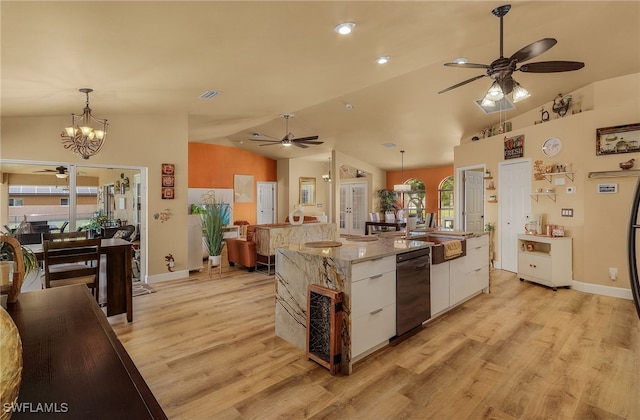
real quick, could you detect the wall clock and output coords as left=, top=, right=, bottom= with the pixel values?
left=542, top=137, right=562, bottom=157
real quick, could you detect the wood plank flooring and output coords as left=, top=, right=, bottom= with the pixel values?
left=110, top=268, right=640, bottom=419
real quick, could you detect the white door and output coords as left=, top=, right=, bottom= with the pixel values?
left=257, top=182, right=276, bottom=224
left=499, top=160, right=531, bottom=272
left=464, top=170, right=484, bottom=233
left=339, top=182, right=368, bottom=235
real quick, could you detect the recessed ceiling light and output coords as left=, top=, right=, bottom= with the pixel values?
left=454, top=57, right=468, bottom=64
left=334, top=22, right=355, bottom=35
left=199, top=91, right=221, bottom=99
left=375, top=56, right=390, bottom=65
left=382, top=143, right=396, bottom=148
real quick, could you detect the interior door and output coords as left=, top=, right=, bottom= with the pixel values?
left=464, top=170, right=484, bottom=233
left=339, top=182, right=368, bottom=235
left=257, top=182, right=276, bottom=224
left=499, top=160, right=531, bottom=272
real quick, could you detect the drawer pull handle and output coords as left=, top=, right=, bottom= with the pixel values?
left=369, top=274, right=383, bottom=280
left=369, top=308, right=383, bottom=315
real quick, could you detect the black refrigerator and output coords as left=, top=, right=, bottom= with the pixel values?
left=626, top=177, right=640, bottom=319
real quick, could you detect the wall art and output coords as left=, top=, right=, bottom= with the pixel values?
left=596, top=123, right=640, bottom=155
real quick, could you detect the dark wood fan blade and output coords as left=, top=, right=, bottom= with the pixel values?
left=292, top=136, right=319, bottom=142
left=259, top=142, right=283, bottom=147
left=444, top=62, right=490, bottom=69
left=438, top=74, right=487, bottom=94
left=510, top=38, right=557, bottom=63
left=249, top=139, right=280, bottom=143
left=293, top=140, right=323, bottom=145
left=293, top=143, right=309, bottom=149
left=518, top=61, right=585, bottom=73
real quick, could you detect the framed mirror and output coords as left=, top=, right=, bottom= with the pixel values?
left=299, top=177, right=316, bottom=206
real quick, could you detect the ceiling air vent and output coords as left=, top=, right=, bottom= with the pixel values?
left=474, top=96, right=515, bottom=114
left=199, top=91, right=221, bottom=99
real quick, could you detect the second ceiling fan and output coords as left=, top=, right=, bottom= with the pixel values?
left=438, top=4, right=585, bottom=99
left=249, top=114, right=322, bottom=149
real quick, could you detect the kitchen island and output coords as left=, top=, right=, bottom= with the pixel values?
left=275, top=235, right=432, bottom=374
left=275, top=231, right=490, bottom=375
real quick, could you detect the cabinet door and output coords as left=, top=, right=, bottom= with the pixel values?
left=351, top=303, right=396, bottom=358
left=430, top=262, right=450, bottom=315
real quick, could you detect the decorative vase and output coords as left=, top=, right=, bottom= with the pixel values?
left=0, top=306, right=22, bottom=420
left=289, top=205, right=304, bottom=225
left=209, top=255, right=221, bottom=267
left=384, top=211, right=395, bottom=223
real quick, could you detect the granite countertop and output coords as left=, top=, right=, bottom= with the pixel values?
left=279, top=236, right=433, bottom=263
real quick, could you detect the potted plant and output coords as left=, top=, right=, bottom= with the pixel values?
left=192, top=193, right=231, bottom=267
left=1, top=234, right=38, bottom=304
left=84, top=213, right=109, bottom=237
left=376, top=189, right=399, bottom=222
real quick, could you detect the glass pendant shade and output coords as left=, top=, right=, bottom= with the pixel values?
left=485, top=81, right=504, bottom=101
left=512, top=81, right=531, bottom=103
left=60, top=88, right=108, bottom=160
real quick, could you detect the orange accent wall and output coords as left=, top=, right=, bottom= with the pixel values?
left=188, top=143, right=277, bottom=224
left=386, top=166, right=453, bottom=213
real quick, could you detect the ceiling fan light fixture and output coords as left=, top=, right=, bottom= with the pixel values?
left=334, top=22, right=355, bottom=35
left=56, top=173, right=68, bottom=179
left=512, top=81, right=531, bottom=103
left=454, top=57, right=468, bottom=64
left=485, top=81, right=504, bottom=101
left=481, top=97, right=495, bottom=107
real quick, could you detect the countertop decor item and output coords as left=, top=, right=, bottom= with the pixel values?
left=620, top=158, right=636, bottom=170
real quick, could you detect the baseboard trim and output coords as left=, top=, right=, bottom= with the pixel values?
left=572, top=280, right=632, bottom=300
left=147, top=269, right=189, bottom=283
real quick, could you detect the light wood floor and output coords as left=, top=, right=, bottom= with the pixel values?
left=110, top=267, right=640, bottom=419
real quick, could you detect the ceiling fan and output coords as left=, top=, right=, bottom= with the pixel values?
left=34, top=166, right=68, bottom=178
left=438, top=4, right=585, bottom=99
left=249, top=114, right=322, bottom=149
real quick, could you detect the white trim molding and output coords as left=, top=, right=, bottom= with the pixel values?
left=571, top=280, right=633, bottom=300
left=147, top=269, right=189, bottom=283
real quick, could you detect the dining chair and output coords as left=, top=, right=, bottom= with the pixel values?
left=43, top=238, right=101, bottom=301
left=15, top=233, right=43, bottom=245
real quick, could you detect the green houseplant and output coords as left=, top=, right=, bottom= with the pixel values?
left=192, top=192, right=231, bottom=267
left=0, top=236, right=38, bottom=276
left=376, top=189, right=399, bottom=222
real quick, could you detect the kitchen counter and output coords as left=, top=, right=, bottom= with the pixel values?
left=275, top=236, right=432, bottom=374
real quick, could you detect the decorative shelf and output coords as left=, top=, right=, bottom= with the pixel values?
left=484, top=176, right=493, bottom=180
left=530, top=192, right=557, bottom=202
left=542, top=171, right=574, bottom=182
left=588, top=170, right=640, bottom=179
left=486, top=187, right=495, bottom=190
left=487, top=198, right=498, bottom=203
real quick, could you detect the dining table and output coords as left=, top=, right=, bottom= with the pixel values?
left=26, top=238, right=134, bottom=322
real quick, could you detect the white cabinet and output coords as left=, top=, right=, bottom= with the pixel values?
left=340, top=181, right=368, bottom=235
left=449, top=235, right=490, bottom=306
left=350, top=256, right=396, bottom=359
left=430, top=262, right=450, bottom=316
left=517, top=235, right=572, bottom=290
left=430, top=235, right=490, bottom=316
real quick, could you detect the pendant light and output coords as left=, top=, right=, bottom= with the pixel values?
left=394, top=150, right=411, bottom=192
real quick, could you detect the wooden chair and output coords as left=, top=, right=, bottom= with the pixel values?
left=43, top=231, right=88, bottom=242
left=43, top=238, right=101, bottom=301
left=0, top=235, right=25, bottom=304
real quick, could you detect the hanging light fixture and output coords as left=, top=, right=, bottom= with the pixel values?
left=511, top=80, right=531, bottom=103
left=394, top=150, right=411, bottom=192
left=484, top=81, right=504, bottom=101
left=60, top=88, right=108, bottom=159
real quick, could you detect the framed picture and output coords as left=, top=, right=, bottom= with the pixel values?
left=162, top=187, right=174, bottom=199
left=161, top=163, right=175, bottom=175
left=504, top=134, right=524, bottom=160
left=162, top=175, right=174, bottom=187
left=596, top=123, right=640, bottom=155
left=234, top=174, right=254, bottom=203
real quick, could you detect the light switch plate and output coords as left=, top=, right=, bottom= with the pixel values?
left=554, top=177, right=566, bottom=185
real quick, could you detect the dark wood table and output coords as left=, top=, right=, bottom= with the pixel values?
left=27, top=238, right=134, bottom=322
left=7, top=285, right=166, bottom=419
left=364, top=221, right=407, bottom=235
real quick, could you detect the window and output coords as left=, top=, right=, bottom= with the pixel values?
left=60, top=198, right=69, bottom=207
left=8, top=198, right=23, bottom=207
left=438, top=176, right=454, bottom=228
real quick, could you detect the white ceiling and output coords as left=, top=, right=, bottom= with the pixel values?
left=2, top=1, right=639, bottom=171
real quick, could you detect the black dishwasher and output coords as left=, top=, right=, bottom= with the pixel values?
left=396, top=248, right=431, bottom=336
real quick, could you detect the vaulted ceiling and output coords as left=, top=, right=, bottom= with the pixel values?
left=2, top=1, right=639, bottom=171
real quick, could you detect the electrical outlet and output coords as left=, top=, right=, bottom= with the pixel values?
left=567, top=186, right=576, bottom=194
left=609, top=267, right=618, bottom=280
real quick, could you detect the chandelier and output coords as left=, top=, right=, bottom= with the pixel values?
left=60, top=88, right=108, bottom=159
